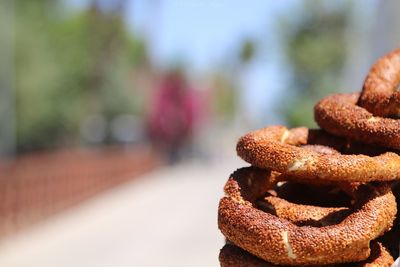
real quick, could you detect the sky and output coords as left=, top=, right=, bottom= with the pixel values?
left=65, top=0, right=303, bottom=125
left=64, top=1, right=387, bottom=126
left=126, top=1, right=300, bottom=125
left=126, top=1, right=296, bottom=69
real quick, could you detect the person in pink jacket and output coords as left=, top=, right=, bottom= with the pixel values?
left=148, top=70, right=201, bottom=163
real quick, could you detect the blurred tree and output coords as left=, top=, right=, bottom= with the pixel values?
left=211, top=73, right=238, bottom=120
left=235, top=38, right=257, bottom=126
left=0, top=0, right=16, bottom=157
left=281, top=2, right=350, bottom=127
left=239, top=39, right=256, bottom=64
left=14, top=0, right=150, bottom=151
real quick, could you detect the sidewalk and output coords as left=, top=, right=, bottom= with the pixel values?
left=0, top=156, right=244, bottom=267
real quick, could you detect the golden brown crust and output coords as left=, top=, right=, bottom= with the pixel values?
left=300, top=144, right=340, bottom=155
left=257, top=196, right=350, bottom=227
left=256, top=179, right=357, bottom=227
left=219, top=242, right=394, bottom=267
left=218, top=167, right=397, bottom=266
left=315, top=93, right=400, bottom=150
left=236, top=125, right=400, bottom=182
left=219, top=243, right=275, bottom=267
left=378, top=181, right=400, bottom=258
left=358, top=48, right=400, bottom=117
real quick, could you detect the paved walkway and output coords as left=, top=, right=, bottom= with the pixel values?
left=0, top=157, right=244, bottom=267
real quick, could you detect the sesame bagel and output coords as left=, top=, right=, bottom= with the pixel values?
left=315, top=93, right=400, bottom=150
left=219, top=242, right=394, bottom=267
left=257, top=195, right=350, bottom=227
left=358, top=48, right=400, bottom=117
left=236, top=125, right=400, bottom=182
left=257, top=175, right=354, bottom=227
left=218, top=167, right=397, bottom=266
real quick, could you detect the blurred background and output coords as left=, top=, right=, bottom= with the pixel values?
left=0, top=0, right=399, bottom=266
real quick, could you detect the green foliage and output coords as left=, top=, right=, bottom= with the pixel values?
left=240, top=39, right=256, bottom=64
left=14, top=1, right=149, bottom=151
left=212, top=73, right=238, bottom=119
left=282, top=2, right=350, bottom=127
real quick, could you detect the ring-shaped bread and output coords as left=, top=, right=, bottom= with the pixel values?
left=218, top=167, right=396, bottom=266
left=219, top=242, right=394, bottom=267
left=237, top=125, right=400, bottom=182
left=315, top=93, right=400, bottom=150
left=358, top=48, right=400, bottom=117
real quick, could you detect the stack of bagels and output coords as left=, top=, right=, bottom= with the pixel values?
left=218, top=49, right=400, bottom=266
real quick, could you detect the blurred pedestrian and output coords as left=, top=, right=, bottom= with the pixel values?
left=148, top=70, right=200, bottom=164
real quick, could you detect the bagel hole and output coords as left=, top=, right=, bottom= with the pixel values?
left=305, top=131, right=393, bottom=156
left=271, top=182, right=351, bottom=207
left=302, top=143, right=393, bottom=157
left=256, top=182, right=353, bottom=227
left=388, top=113, right=400, bottom=119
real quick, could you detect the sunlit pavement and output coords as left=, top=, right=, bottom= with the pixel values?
left=0, top=156, right=244, bottom=267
